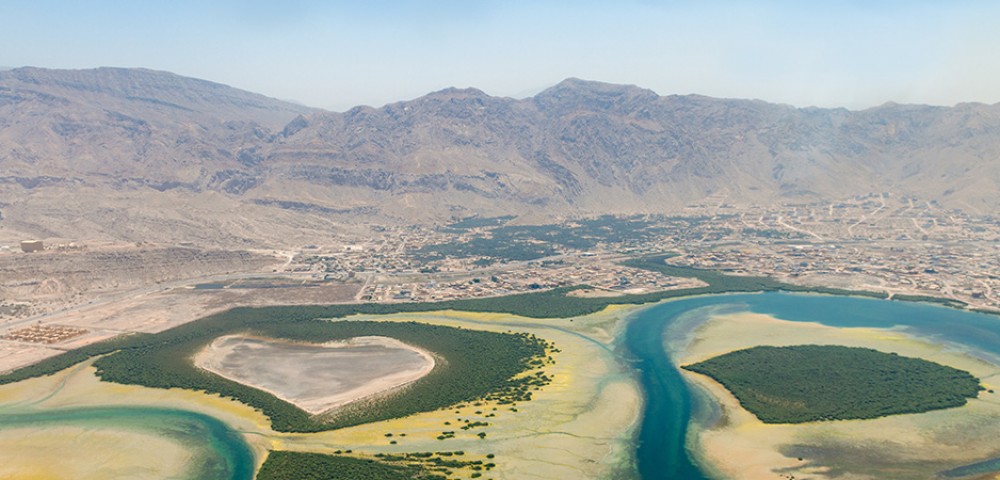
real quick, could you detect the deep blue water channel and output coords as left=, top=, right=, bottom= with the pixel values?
left=624, top=292, right=1000, bottom=480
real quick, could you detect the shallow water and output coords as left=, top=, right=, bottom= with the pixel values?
left=3, top=292, right=997, bottom=480
left=0, top=406, right=255, bottom=480
left=624, top=292, right=1000, bottom=480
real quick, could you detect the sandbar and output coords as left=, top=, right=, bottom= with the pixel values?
left=678, top=312, right=1000, bottom=480
left=272, top=308, right=642, bottom=480
left=0, top=425, right=195, bottom=480
left=195, top=335, right=435, bottom=414
left=0, top=306, right=642, bottom=480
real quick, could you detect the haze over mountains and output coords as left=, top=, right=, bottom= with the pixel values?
left=1, top=67, right=998, bottom=246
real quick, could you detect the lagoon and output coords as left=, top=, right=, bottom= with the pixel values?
left=625, top=292, right=1000, bottom=479
left=2, top=291, right=998, bottom=479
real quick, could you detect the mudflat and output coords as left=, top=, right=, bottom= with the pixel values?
left=679, top=312, right=1000, bottom=480
left=195, top=335, right=435, bottom=414
left=0, top=306, right=640, bottom=480
left=279, top=309, right=642, bottom=480
left=0, top=426, right=194, bottom=480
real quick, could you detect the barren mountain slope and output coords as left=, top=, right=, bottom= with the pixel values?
left=2, top=69, right=999, bottom=246
left=266, top=78, right=1000, bottom=216
left=0, top=67, right=312, bottom=183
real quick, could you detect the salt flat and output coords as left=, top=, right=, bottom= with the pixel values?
left=195, top=335, right=435, bottom=414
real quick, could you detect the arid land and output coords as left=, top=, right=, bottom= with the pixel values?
left=3, top=67, right=1000, bottom=480
left=1, top=202, right=999, bottom=479
left=4, top=194, right=1000, bottom=376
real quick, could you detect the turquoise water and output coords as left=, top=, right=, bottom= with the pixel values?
left=624, top=292, right=1000, bottom=480
left=2, top=292, right=997, bottom=480
left=0, top=406, right=255, bottom=480
left=940, top=456, right=1000, bottom=478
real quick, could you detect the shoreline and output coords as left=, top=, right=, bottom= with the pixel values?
left=675, top=310, right=1000, bottom=479
left=194, top=334, right=437, bottom=415
left=0, top=358, right=272, bottom=479
left=1, top=284, right=997, bottom=479
left=0, top=306, right=643, bottom=480
left=3, top=268, right=994, bottom=386
left=278, top=308, right=643, bottom=480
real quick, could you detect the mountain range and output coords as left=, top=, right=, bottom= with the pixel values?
left=1, top=67, right=998, bottom=246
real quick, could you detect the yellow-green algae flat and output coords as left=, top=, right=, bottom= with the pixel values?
left=273, top=309, right=643, bottom=479
left=0, top=307, right=644, bottom=480
left=0, top=426, right=194, bottom=480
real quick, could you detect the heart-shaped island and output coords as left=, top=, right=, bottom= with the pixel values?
left=194, top=335, right=435, bottom=414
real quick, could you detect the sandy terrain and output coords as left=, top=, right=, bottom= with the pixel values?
left=0, top=239, right=362, bottom=377
left=27, top=277, right=361, bottom=336
left=566, top=288, right=626, bottom=298
left=0, top=426, right=195, bottom=480
left=0, top=360, right=275, bottom=480
left=0, top=244, right=281, bottom=322
left=195, top=335, right=435, bottom=414
left=0, top=273, right=361, bottom=373
left=0, top=342, right=64, bottom=374
left=678, top=312, right=1000, bottom=480
left=274, top=308, right=642, bottom=480
left=0, top=305, right=642, bottom=480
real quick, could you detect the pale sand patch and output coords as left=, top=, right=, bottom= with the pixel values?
left=0, top=341, right=64, bottom=374
left=678, top=312, right=1000, bottom=480
left=0, top=426, right=194, bottom=480
left=194, top=335, right=435, bottom=414
left=566, top=288, right=626, bottom=298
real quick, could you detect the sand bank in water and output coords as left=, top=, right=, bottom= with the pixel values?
left=0, top=426, right=194, bottom=480
left=272, top=308, right=642, bottom=480
left=0, top=305, right=643, bottom=480
left=678, top=312, right=1000, bottom=480
left=0, top=359, right=274, bottom=479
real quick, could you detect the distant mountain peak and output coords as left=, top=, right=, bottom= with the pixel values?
left=1, top=66, right=289, bottom=99
left=0, top=66, right=314, bottom=130
left=2, top=66, right=999, bottom=235
left=534, top=77, right=660, bottom=113
left=542, top=77, right=655, bottom=95
left=426, top=86, right=490, bottom=99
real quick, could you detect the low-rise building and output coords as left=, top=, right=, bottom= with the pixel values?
left=20, top=240, right=44, bottom=253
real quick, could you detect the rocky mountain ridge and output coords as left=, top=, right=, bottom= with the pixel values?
left=1, top=68, right=998, bottom=245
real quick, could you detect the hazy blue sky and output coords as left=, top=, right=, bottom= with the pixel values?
left=3, top=1, right=999, bottom=111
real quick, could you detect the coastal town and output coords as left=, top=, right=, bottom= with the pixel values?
left=0, top=193, right=999, bottom=480
left=279, top=194, right=1000, bottom=312
left=1, top=193, right=999, bottom=374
